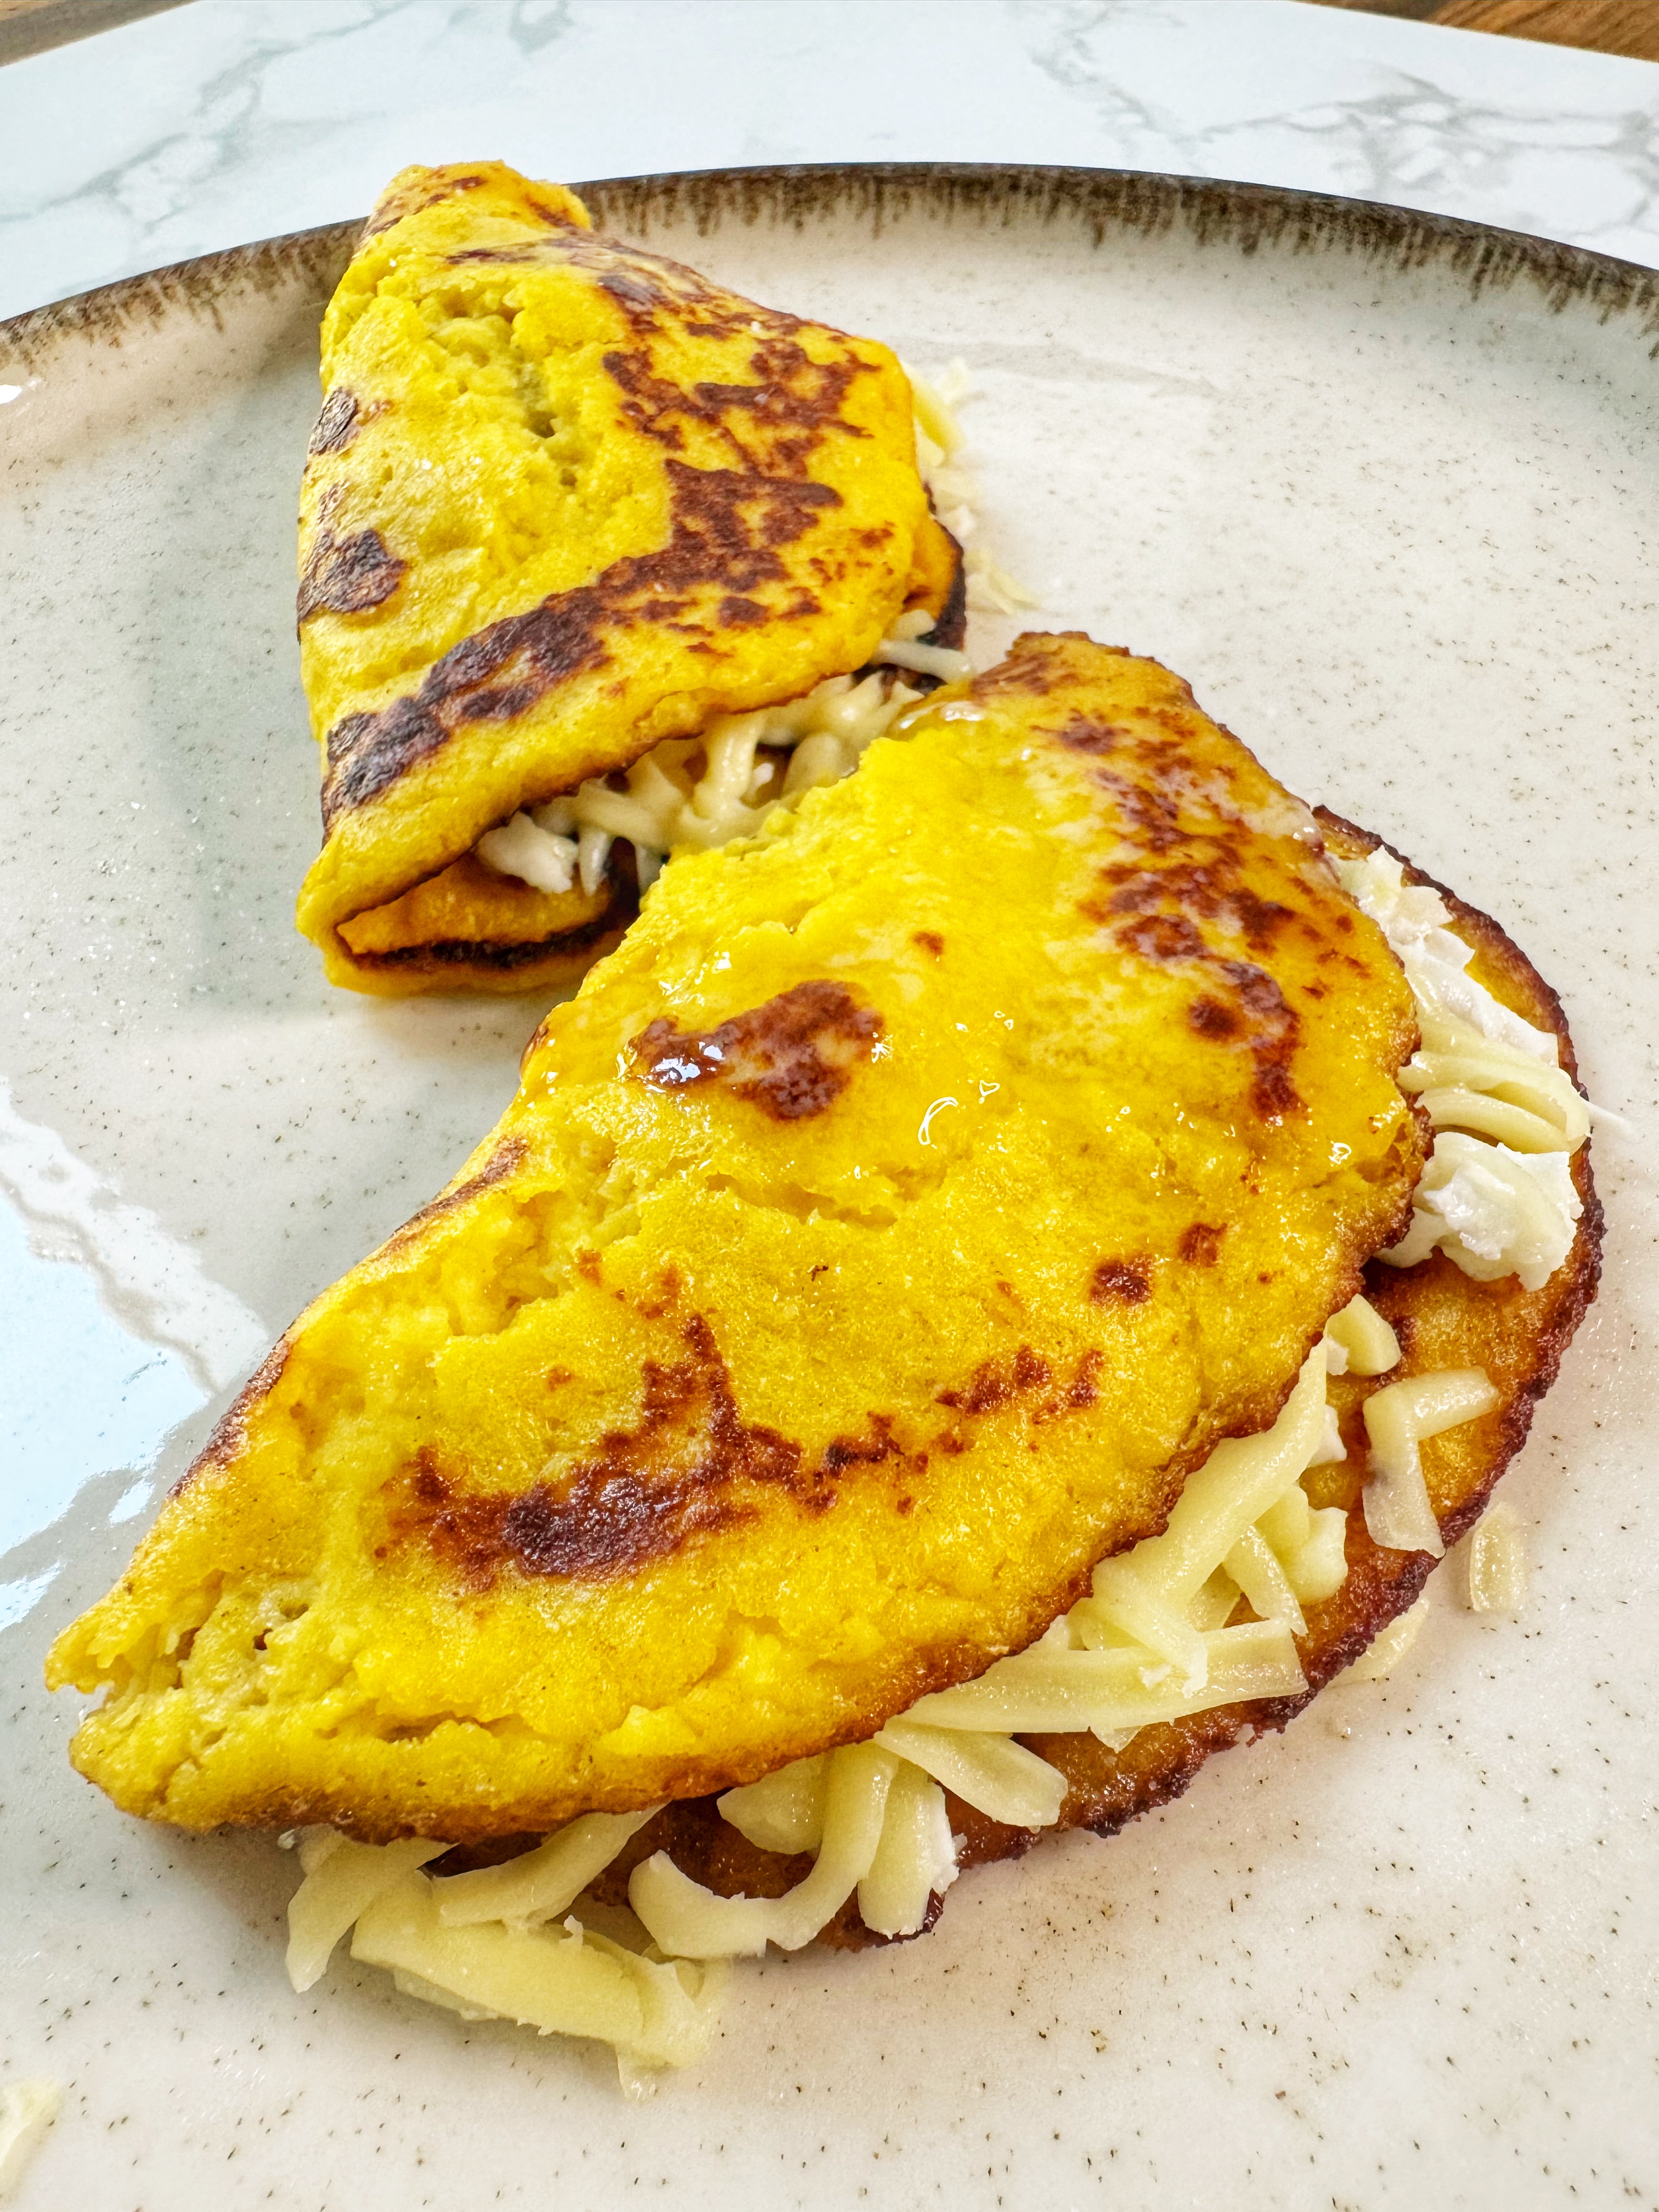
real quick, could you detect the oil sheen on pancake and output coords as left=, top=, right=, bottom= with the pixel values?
left=295, top=161, right=959, bottom=996
left=50, top=634, right=1425, bottom=1843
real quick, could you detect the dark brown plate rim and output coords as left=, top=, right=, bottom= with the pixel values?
left=4, top=161, right=1658, bottom=374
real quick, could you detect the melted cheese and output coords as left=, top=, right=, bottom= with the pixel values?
left=352, top=1876, right=725, bottom=2080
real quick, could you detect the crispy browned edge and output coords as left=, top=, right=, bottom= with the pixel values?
left=545, top=812, right=1601, bottom=1946
left=338, top=891, right=635, bottom=996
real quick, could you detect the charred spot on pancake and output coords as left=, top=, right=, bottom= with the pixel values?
left=1110, top=928, right=1304, bottom=1125
left=630, top=981, right=882, bottom=1121
left=1250, top=1058, right=1301, bottom=1119
left=926, top=533, right=968, bottom=652
left=974, top=629, right=1110, bottom=698
left=308, top=388, right=360, bottom=456
left=384, top=1314, right=906, bottom=1587
left=1068, top=1348, right=1104, bottom=1408
left=820, top=1418, right=901, bottom=1476
left=319, top=462, right=842, bottom=825
left=495, top=1472, right=752, bottom=1581
left=600, top=321, right=866, bottom=472
left=297, top=525, right=408, bottom=625
left=389, top=1318, right=797, bottom=1584
left=1115, top=911, right=1205, bottom=962
left=635, top=1265, right=683, bottom=1322
left=1187, top=996, right=1240, bottom=1040
left=935, top=1345, right=1052, bottom=1415
left=1091, top=1259, right=1151, bottom=1304
left=1041, top=683, right=1331, bottom=1124
left=1231, top=889, right=1295, bottom=951
left=321, top=591, right=608, bottom=819
left=1046, top=712, right=1133, bottom=757
left=1221, top=960, right=1303, bottom=1119
left=523, top=189, right=583, bottom=230
left=1178, top=1222, right=1225, bottom=1266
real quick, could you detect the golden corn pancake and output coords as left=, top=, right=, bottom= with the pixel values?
left=52, top=635, right=1426, bottom=1843
left=296, top=161, right=961, bottom=996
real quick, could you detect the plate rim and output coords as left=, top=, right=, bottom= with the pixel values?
left=4, top=159, right=1658, bottom=374
left=3, top=149, right=1652, bottom=2209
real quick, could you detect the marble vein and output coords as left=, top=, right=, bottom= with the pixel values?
left=0, top=0, right=1657, bottom=324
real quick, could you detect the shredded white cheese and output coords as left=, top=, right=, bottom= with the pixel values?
left=1334, top=850, right=1558, bottom=1062
left=871, top=1719, right=1068, bottom=1830
left=1334, top=850, right=1587, bottom=1291
left=1397, top=1023, right=1589, bottom=1154
left=286, top=1832, right=447, bottom=1992
left=1465, top=1499, right=1528, bottom=1615
left=476, top=662, right=927, bottom=902
left=908, top=359, right=1040, bottom=617
left=632, top=1742, right=899, bottom=1959
left=436, top=1808, right=658, bottom=1929
left=475, top=809, right=578, bottom=895
left=855, top=1760, right=959, bottom=1938
left=1323, top=1292, right=1402, bottom=1378
left=718, top=1754, right=827, bottom=1854
left=1362, top=1368, right=1500, bottom=1558
left=1383, top=1134, right=1582, bottom=1294
left=1255, top=1481, right=1350, bottom=1605
left=0, top=2079, right=60, bottom=2198
left=908, top=1615, right=1308, bottom=1739
left=1344, top=1589, right=1431, bottom=1682
left=351, top=1874, right=725, bottom=2079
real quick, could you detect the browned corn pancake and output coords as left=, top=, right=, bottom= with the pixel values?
left=296, top=161, right=961, bottom=996
left=577, top=809, right=1602, bottom=1946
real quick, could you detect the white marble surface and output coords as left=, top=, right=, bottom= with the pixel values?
left=2, top=0, right=1658, bottom=330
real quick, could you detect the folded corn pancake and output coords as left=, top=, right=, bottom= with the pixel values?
left=296, top=161, right=962, bottom=996
left=50, top=633, right=1427, bottom=1844
left=211, top=843, right=1597, bottom=2092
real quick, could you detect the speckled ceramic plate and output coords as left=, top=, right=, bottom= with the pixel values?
left=2, top=167, right=1655, bottom=2212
